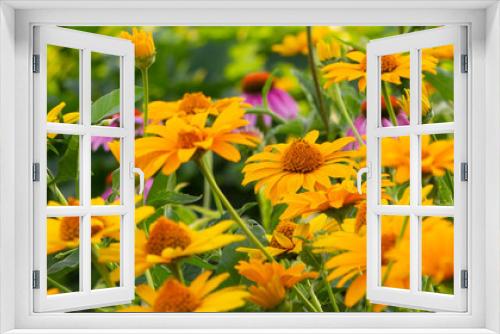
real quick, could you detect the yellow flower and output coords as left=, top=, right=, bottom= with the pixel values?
left=119, top=271, right=249, bottom=312
left=47, top=197, right=154, bottom=254
left=99, top=217, right=244, bottom=279
left=423, top=45, right=454, bottom=60
left=47, top=102, right=80, bottom=138
left=313, top=218, right=405, bottom=307
left=381, top=135, right=454, bottom=184
left=272, top=27, right=332, bottom=56
left=322, top=51, right=438, bottom=92
left=316, top=39, right=341, bottom=62
left=236, top=259, right=318, bottom=310
left=120, top=28, right=156, bottom=69
left=242, top=131, right=357, bottom=203
left=280, top=179, right=362, bottom=220
left=148, top=92, right=250, bottom=122
left=237, top=214, right=338, bottom=258
left=398, top=87, right=431, bottom=117
left=110, top=106, right=259, bottom=179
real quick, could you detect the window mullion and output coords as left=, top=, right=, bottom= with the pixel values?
left=80, top=48, right=92, bottom=294
left=409, top=47, right=421, bottom=293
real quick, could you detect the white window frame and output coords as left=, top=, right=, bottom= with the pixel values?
left=0, top=1, right=498, bottom=333
left=32, top=26, right=136, bottom=312
left=365, top=26, right=467, bottom=312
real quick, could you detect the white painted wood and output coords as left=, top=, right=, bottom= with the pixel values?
left=366, top=26, right=468, bottom=312
left=33, top=26, right=135, bottom=312
left=6, top=4, right=491, bottom=332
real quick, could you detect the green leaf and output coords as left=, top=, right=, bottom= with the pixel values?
left=147, top=190, right=202, bottom=208
left=146, top=173, right=170, bottom=205
left=55, top=135, right=79, bottom=183
left=436, top=176, right=453, bottom=206
left=48, top=250, right=79, bottom=275
left=270, top=119, right=305, bottom=138
left=216, top=219, right=267, bottom=287
left=236, top=202, right=258, bottom=216
left=183, top=256, right=217, bottom=271
left=91, top=86, right=143, bottom=124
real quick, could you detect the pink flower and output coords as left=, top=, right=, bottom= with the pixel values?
left=346, top=96, right=409, bottom=149
left=241, top=72, right=298, bottom=127
left=91, top=110, right=145, bottom=151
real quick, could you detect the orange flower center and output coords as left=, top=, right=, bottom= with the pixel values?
left=146, top=218, right=191, bottom=255
left=59, top=217, right=80, bottom=241
left=178, top=92, right=212, bottom=115
left=242, top=72, right=273, bottom=94
left=282, top=140, right=324, bottom=174
left=381, top=55, right=398, bottom=73
left=153, top=279, right=200, bottom=312
left=177, top=129, right=204, bottom=149
left=270, top=221, right=297, bottom=249
left=59, top=215, right=104, bottom=242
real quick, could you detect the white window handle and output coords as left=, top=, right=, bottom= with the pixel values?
left=130, top=163, right=145, bottom=194
left=356, top=166, right=370, bottom=194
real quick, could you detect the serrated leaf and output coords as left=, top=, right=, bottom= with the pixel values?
left=91, top=86, right=143, bottom=124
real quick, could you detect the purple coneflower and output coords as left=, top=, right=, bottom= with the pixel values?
left=241, top=72, right=298, bottom=127
left=346, top=96, right=409, bottom=150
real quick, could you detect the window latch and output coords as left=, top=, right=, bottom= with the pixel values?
left=130, top=162, right=145, bottom=195
left=356, top=163, right=371, bottom=194
left=461, top=54, right=468, bottom=73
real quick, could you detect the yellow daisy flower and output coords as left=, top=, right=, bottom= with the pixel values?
left=242, top=131, right=357, bottom=203
left=47, top=102, right=80, bottom=138
left=119, top=271, right=249, bottom=312
left=237, top=214, right=338, bottom=259
left=316, top=39, right=341, bottom=62
left=322, top=51, right=438, bottom=92
left=99, top=217, right=245, bottom=280
left=47, top=197, right=154, bottom=254
left=148, top=92, right=249, bottom=122
left=110, top=106, right=259, bottom=179
left=236, top=259, right=319, bottom=310
left=120, top=28, right=156, bottom=70
left=272, top=27, right=333, bottom=56
left=382, top=135, right=454, bottom=184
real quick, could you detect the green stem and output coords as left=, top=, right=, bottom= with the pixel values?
left=332, top=83, right=364, bottom=146
left=202, top=153, right=213, bottom=209
left=294, top=284, right=321, bottom=312
left=91, top=245, right=114, bottom=288
left=47, top=276, right=72, bottom=293
left=196, top=158, right=273, bottom=261
left=307, top=281, right=324, bottom=312
left=246, top=107, right=286, bottom=124
left=323, top=273, right=340, bottom=312
left=257, top=189, right=272, bottom=233
left=172, top=262, right=185, bottom=285
left=144, top=269, right=155, bottom=290
left=141, top=68, right=150, bottom=129
left=306, top=26, right=330, bottom=137
left=382, top=81, right=398, bottom=126
left=47, top=169, right=68, bottom=205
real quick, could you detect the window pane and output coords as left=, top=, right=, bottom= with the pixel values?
left=380, top=215, right=410, bottom=290
left=91, top=216, right=121, bottom=289
left=379, top=52, right=410, bottom=127
left=421, top=216, right=454, bottom=294
left=421, top=134, right=454, bottom=206
left=380, top=136, right=410, bottom=205
left=47, top=133, right=80, bottom=206
left=421, top=45, right=454, bottom=124
left=91, top=52, right=121, bottom=127
left=47, top=216, right=80, bottom=294
left=47, top=45, right=80, bottom=125
left=91, top=138, right=120, bottom=204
